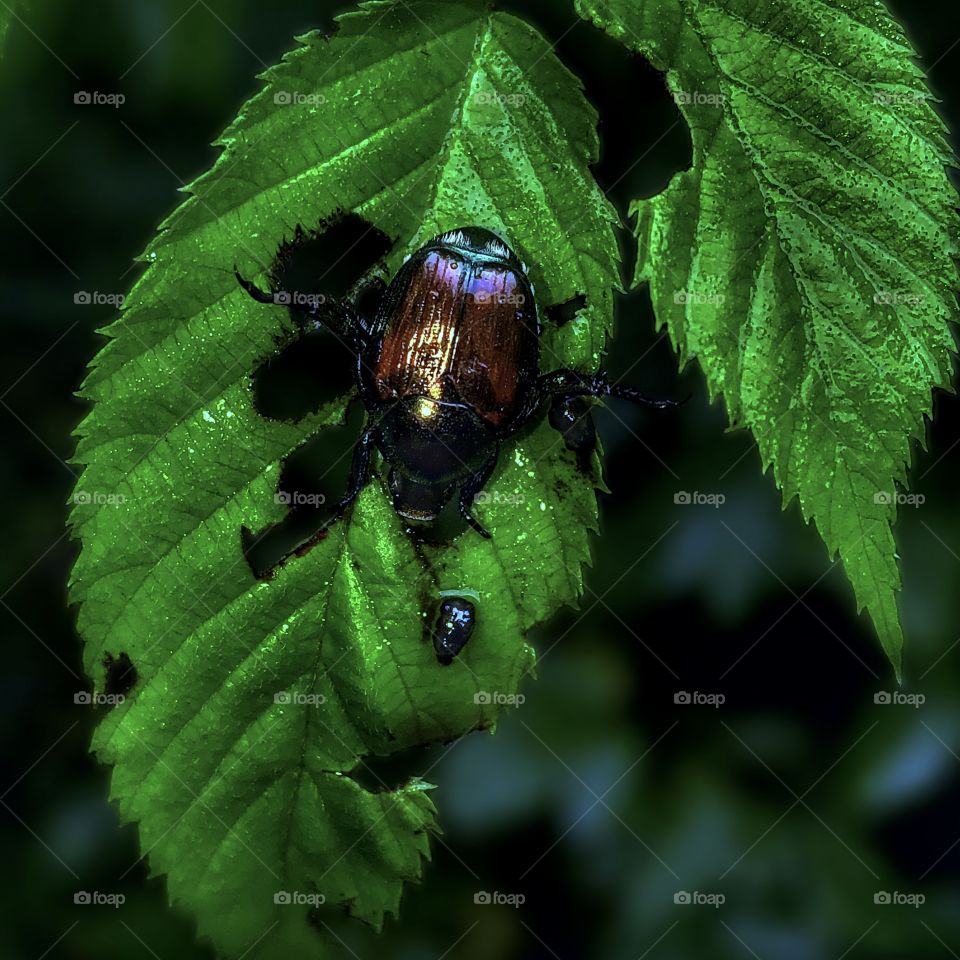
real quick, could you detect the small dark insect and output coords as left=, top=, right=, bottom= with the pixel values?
left=432, top=596, right=476, bottom=665
left=237, top=226, right=680, bottom=565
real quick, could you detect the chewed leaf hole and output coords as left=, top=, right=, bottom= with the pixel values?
left=546, top=292, right=587, bottom=327
left=103, top=651, right=138, bottom=699
left=250, top=215, right=393, bottom=422
left=242, top=404, right=366, bottom=578
left=345, top=743, right=439, bottom=794
left=252, top=330, right=355, bottom=422
left=271, top=213, right=393, bottom=302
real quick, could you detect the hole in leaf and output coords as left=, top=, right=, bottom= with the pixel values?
left=546, top=292, right=587, bottom=328
left=345, top=743, right=441, bottom=794
left=242, top=403, right=367, bottom=578
left=102, top=651, right=138, bottom=699
left=271, top=213, right=392, bottom=303
left=252, top=331, right=355, bottom=422
left=251, top=215, right=393, bottom=422
left=306, top=900, right=355, bottom=933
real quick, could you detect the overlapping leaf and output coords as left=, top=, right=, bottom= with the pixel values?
left=577, top=0, right=958, bottom=672
left=69, top=2, right=619, bottom=957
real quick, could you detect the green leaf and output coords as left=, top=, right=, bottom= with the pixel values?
left=576, top=0, right=958, bottom=673
left=69, top=1, right=618, bottom=957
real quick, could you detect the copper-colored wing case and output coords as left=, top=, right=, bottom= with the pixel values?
left=367, top=246, right=538, bottom=427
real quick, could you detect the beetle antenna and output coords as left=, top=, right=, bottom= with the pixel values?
left=605, top=383, right=691, bottom=409
left=538, top=370, right=687, bottom=410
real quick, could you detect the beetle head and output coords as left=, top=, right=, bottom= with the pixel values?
left=388, top=470, right=452, bottom=524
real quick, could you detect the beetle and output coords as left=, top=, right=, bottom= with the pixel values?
left=431, top=595, right=477, bottom=665
left=237, top=225, right=679, bottom=560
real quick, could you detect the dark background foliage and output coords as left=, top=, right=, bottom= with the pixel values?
left=2, top=1, right=959, bottom=957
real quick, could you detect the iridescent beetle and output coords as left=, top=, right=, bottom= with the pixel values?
left=237, top=226, right=679, bottom=547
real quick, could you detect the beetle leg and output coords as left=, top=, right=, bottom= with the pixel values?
left=241, top=428, right=375, bottom=579
left=345, top=274, right=386, bottom=300
left=235, top=267, right=366, bottom=347
left=317, top=426, right=375, bottom=528
left=291, top=295, right=362, bottom=343
left=537, top=369, right=687, bottom=409
left=331, top=298, right=370, bottom=347
left=278, top=431, right=372, bottom=557
left=457, top=451, right=498, bottom=540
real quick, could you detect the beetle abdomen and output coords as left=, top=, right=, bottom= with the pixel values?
left=373, top=245, right=536, bottom=426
